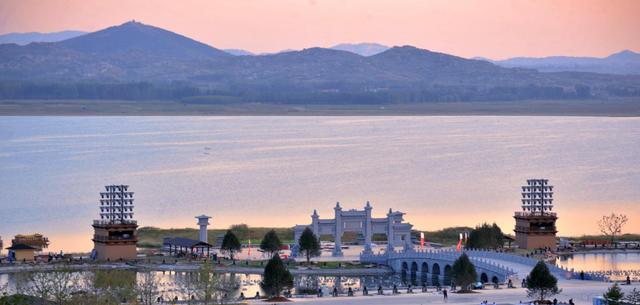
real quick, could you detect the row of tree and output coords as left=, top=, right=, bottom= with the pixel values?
left=0, top=261, right=233, bottom=305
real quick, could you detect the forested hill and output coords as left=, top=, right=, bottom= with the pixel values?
left=1, top=21, right=640, bottom=102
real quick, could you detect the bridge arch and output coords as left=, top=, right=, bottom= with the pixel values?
left=431, top=263, right=441, bottom=286
left=410, top=262, right=418, bottom=286
left=401, top=262, right=408, bottom=284
left=444, top=264, right=452, bottom=286
left=480, top=272, right=488, bottom=283
left=421, top=262, right=429, bottom=285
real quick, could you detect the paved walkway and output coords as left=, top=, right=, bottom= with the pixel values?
left=250, top=281, right=639, bottom=305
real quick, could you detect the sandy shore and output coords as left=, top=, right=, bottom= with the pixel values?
left=1, top=99, right=639, bottom=116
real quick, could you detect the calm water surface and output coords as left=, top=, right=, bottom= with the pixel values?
left=556, top=252, right=640, bottom=272
left=0, top=116, right=639, bottom=252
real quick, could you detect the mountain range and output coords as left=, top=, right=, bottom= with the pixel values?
left=0, top=30, right=86, bottom=45
left=2, top=27, right=637, bottom=75
left=0, top=21, right=639, bottom=102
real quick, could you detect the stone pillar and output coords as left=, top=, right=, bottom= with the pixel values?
left=363, top=201, right=373, bottom=254
left=387, top=208, right=395, bottom=252
left=311, top=210, right=320, bottom=237
left=333, top=202, right=343, bottom=257
left=404, top=233, right=413, bottom=251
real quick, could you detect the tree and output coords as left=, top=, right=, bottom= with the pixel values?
left=298, top=227, right=321, bottom=266
left=525, top=261, right=562, bottom=302
left=15, top=265, right=80, bottom=305
left=136, top=272, right=160, bottom=305
left=90, top=270, right=137, bottom=305
left=599, top=213, right=628, bottom=244
left=603, top=283, right=624, bottom=305
left=191, top=260, right=236, bottom=305
left=466, top=223, right=504, bottom=249
left=177, top=272, right=199, bottom=305
left=451, top=253, right=477, bottom=291
left=260, top=230, right=283, bottom=258
left=261, top=255, right=293, bottom=298
left=624, top=288, right=640, bottom=305
left=220, top=230, right=242, bottom=262
left=229, top=224, right=250, bottom=241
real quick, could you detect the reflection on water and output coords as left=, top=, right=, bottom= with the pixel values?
left=0, top=270, right=399, bottom=297
left=556, top=252, right=640, bottom=272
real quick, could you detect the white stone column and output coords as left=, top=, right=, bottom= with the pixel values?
left=333, top=202, right=343, bottom=256
left=387, top=208, right=395, bottom=252
left=364, top=201, right=373, bottom=254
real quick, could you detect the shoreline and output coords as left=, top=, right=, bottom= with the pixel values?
left=1, top=99, right=639, bottom=116
left=0, top=262, right=391, bottom=276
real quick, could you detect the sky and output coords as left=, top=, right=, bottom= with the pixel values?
left=0, top=0, right=639, bottom=59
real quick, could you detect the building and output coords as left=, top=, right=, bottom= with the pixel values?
left=514, top=179, right=558, bottom=249
left=195, top=215, right=211, bottom=243
left=163, top=237, right=213, bottom=257
left=92, top=185, right=138, bottom=261
left=293, top=201, right=413, bottom=256
left=11, top=233, right=49, bottom=251
left=6, top=244, right=37, bottom=262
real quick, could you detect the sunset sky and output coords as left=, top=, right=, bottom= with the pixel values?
left=0, top=0, right=639, bottom=59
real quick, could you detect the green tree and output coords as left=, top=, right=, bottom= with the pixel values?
left=603, top=283, right=624, bottom=305
left=525, top=261, right=562, bottom=302
left=451, top=253, right=477, bottom=291
left=298, top=227, right=321, bottom=266
left=466, top=223, right=505, bottom=249
left=261, top=255, right=293, bottom=298
left=260, top=230, right=283, bottom=257
left=230, top=224, right=250, bottom=241
left=221, top=230, right=242, bottom=262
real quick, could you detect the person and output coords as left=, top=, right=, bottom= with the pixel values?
left=508, top=279, right=513, bottom=288
left=393, top=284, right=398, bottom=294
left=239, top=292, right=244, bottom=300
left=333, top=287, right=338, bottom=297
left=255, top=291, right=260, bottom=299
left=580, top=271, right=585, bottom=280
left=443, top=289, right=448, bottom=302
left=407, top=284, right=412, bottom=293
left=348, top=287, right=353, bottom=296
left=627, top=275, right=632, bottom=285
left=521, top=278, right=526, bottom=288
left=553, top=298, right=557, bottom=305
left=422, top=284, right=427, bottom=292
left=317, top=287, right=323, bottom=297
left=363, top=286, right=368, bottom=296
left=569, top=299, right=574, bottom=305
left=378, top=285, right=383, bottom=295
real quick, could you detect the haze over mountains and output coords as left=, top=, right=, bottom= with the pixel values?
left=0, top=30, right=86, bottom=45
left=0, top=21, right=639, bottom=103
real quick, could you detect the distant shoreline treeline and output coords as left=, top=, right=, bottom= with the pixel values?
left=1, top=80, right=632, bottom=104
left=137, top=225, right=640, bottom=249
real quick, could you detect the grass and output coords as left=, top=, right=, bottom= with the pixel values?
left=137, top=225, right=476, bottom=249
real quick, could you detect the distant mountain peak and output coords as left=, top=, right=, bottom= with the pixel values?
left=330, top=42, right=389, bottom=56
left=59, top=20, right=229, bottom=59
left=607, top=49, right=640, bottom=61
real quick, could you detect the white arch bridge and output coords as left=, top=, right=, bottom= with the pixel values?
left=361, top=249, right=521, bottom=287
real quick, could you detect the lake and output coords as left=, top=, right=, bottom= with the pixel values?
left=0, top=116, right=639, bottom=252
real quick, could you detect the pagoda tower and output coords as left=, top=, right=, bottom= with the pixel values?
left=514, top=179, right=558, bottom=249
left=92, top=185, right=138, bottom=261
